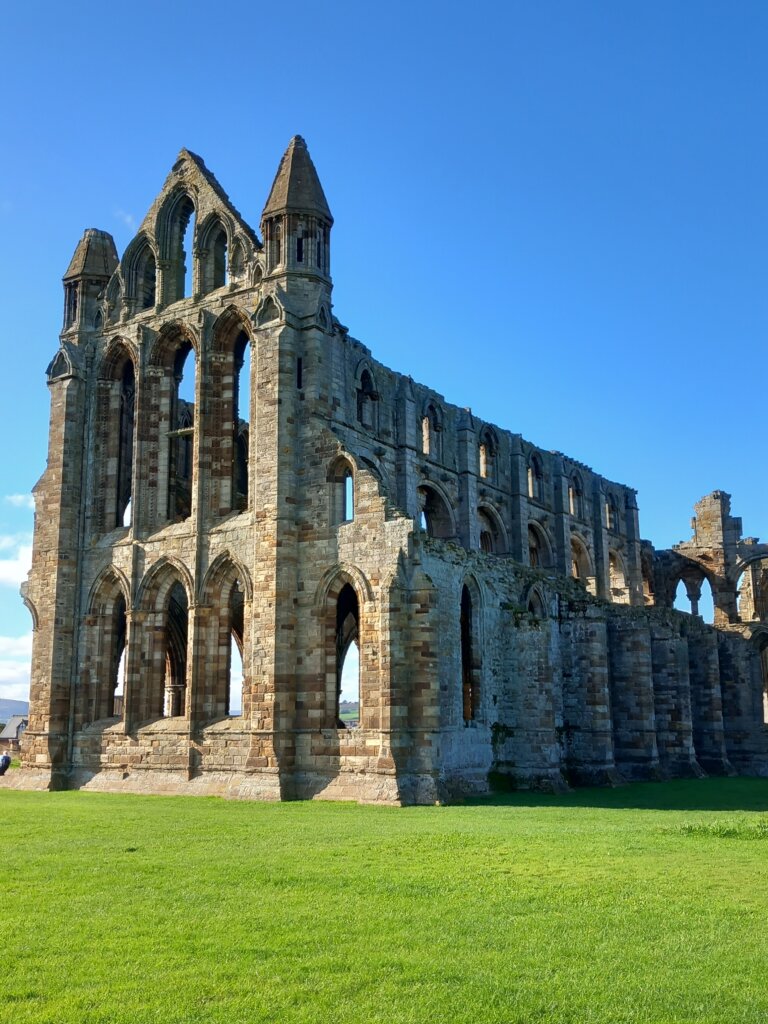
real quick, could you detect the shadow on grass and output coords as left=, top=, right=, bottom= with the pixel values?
left=469, top=776, right=768, bottom=812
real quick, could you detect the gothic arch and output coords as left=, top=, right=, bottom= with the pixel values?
left=570, top=533, right=594, bottom=581
left=86, top=564, right=131, bottom=615
left=255, top=294, right=281, bottom=326
left=528, top=520, right=554, bottom=569
left=200, top=551, right=253, bottom=604
left=212, top=304, right=252, bottom=352
left=314, top=562, right=375, bottom=611
left=198, top=212, right=235, bottom=293
left=22, top=594, right=39, bottom=632
left=477, top=502, right=508, bottom=554
left=421, top=400, right=443, bottom=459
left=46, top=347, right=74, bottom=381
left=523, top=581, right=550, bottom=617
left=98, top=336, right=138, bottom=380
left=416, top=479, right=457, bottom=539
left=148, top=319, right=200, bottom=366
left=122, top=232, right=157, bottom=288
left=137, top=556, right=194, bottom=612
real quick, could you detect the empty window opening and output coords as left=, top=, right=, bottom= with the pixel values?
left=357, top=370, right=377, bottom=429
left=422, top=405, right=441, bottom=459
left=182, top=211, right=195, bottom=297
left=609, top=551, right=629, bottom=604
left=674, top=575, right=712, bottom=621
left=266, top=217, right=282, bottom=269
left=461, top=585, right=477, bottom=722
left=528, top=455, right=543, bottom=499
left=168, top=342, right=196, bottom=521
left=168, top=195, right=196, bottom=301
left=228, top=637, right=243, bottom=716
left=641, top=557, right=655, bottom=607
left=343, top=470, right=354, bottom=522
left=571, top=537, right=592, bottom=584
left=296, top=234, right=304, bottom=263
left=478, top=432, right=497, bottom=482
left=94, top=309, right=103, bottom=331
left=605, top=495, right=620, bottom=531
left=339, top=639, right=360, bottom=728
left=569, top=476, right=584, bottom=518
left=336, top=583, right=360, bottom=728
left=417, top=485, right=454, bottom=539
left=122, top=499, right=132, bottom=528
left=737, top=559, right=768, bottom=623
left=478, top=509, right=502, bottom=554
left=227, top=580, right=245, bottom=716
left=699, top=577, right=714, bottom=623
left=230, top=240, right=245, bottom=282
left=116, top=359, right=135, bottom=529
left=108, top=595, right=127, bottom=719
left=527, top=589, right=546, bottom=617
left=212, top=227, right=227, bottom=290
left=140, top=250, right=156, bottom=310
left=162, top=581, right=188, bottom=718
left=113, top=646, right=126, bottom=718
left=528, top=524, right=551, bottom=569
left=64, top=282, right=78, bottom=325
left=296, top=357, right=303, bottom=390
left=233, top=331, right=250, bottom=512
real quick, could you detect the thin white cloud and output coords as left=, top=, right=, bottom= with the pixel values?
left=0, top=542, right=32, bottom=587
left=0, top=633, right=31, bottom=703
left=115, top=208, right=137, bottom=231
left=5, top=494, right=35, bottom=510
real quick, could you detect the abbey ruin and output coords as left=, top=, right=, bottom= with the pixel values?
left=15, top=138, right=768, bottom=802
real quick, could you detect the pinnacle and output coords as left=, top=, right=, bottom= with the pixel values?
left=262, top=136, right=332, bottom=222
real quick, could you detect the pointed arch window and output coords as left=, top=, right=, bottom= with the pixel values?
left=478, top=429, right=498, bottom=483
left=527, top=453, right=543, bottom=500
left=357, top=369, right=378, bottom=429
left=421, top=403, right=442, bottom=459
left=461, top=585, right=479, bottom=722
left=233, top=331, right=250, bottom=511
left=335, top=583, right=360, bottom=728
left=330, top=459, right=355, bottom=524
left=568, top=474, right=584, bottom=518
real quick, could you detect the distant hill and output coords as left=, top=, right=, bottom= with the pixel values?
left=0, top=698, right=29, bottom=722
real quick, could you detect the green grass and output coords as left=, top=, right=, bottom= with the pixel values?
left=2, top=779, right=768, bottom=1023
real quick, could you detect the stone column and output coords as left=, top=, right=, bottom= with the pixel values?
left=687, top=625, right=733, bottom=774
left=456, top=409, right=478, bottom=550
left=607, top=614, right=660, bottom=780
left=650, top=622, right=703, bottom=777
left=559, top=608, right=619, bottom=785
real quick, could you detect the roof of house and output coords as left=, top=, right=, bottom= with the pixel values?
left=0, top=715, right=28, bottom=740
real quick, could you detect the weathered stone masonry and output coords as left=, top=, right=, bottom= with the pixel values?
left=14, top=137, right=768, bottom=802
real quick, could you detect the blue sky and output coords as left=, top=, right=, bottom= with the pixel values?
left=1, top=1, right=766, bottom=701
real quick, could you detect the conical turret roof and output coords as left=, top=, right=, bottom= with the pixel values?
left=262, top=136, right=332, bottom=222
left=63, top=229, right=118, bottom=281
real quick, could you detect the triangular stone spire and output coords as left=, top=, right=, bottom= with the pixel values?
left=262, top=136, right=332, bottom=222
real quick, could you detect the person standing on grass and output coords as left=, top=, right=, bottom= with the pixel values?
left=0, top=751, right=11, bottom=775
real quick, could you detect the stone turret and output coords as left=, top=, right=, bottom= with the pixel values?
left=62, top=229, right=117, bottom=335
left=261, top=136, right=333, bottom=281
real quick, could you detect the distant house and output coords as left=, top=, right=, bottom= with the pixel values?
left=0, top=716, right=27, bottom=753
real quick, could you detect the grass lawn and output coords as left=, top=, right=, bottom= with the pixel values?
left=2, top=778, right=768, bottom=1023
